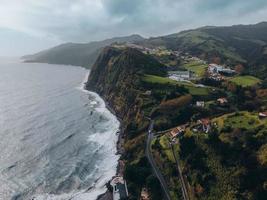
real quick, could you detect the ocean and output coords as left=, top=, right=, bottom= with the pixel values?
left=0, top=59, right=120, bottom=200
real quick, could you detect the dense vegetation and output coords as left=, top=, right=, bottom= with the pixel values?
left=140, top=22, right=267, bottom=80
left=86, top=47, right=219, bottom=199
left=178, top=112, right=267, bottom=200
left=85, top=22, right=267, bottom=200
left=87, top=47, right=168, bottom=199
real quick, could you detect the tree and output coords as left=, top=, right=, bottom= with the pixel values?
left=235, top=64, right=245, bottom=74
left=146, top=175, right=163, bottom=200
left=212, top=56, right=221, bottom=64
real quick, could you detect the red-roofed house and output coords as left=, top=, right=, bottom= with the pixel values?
left=170, top=126, right=185, bottom=138
left=217, top=98, right=228, bottom=105
left=198, top=118, right=211, bottom=133
left=259, top=111, right=267, bottom=118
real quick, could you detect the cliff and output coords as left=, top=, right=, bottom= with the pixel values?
left=86, top=47, right=168, bottom=199
left=86, top=47, right=166, bottom=119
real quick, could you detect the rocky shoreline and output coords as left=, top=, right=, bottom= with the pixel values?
left=95, top=100, right=126, bottom=200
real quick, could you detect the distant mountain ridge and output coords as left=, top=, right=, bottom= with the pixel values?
left=140, top=22, right=267, bottom=79
left=23, top=34, right=144, bottom=68
left=24, top=22, right=267, bottom=78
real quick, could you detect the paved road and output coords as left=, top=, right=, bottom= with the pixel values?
left=145, top=120, right=171, bottom=200
left=170, top=142, right=190, bottom=200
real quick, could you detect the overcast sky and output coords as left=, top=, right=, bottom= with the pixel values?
left=1, top=0, right=267, bottom=56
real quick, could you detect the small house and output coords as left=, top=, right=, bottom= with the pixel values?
left=144, top=90, right=152, bottom=96
left=111, top=176, right=129, bottom=200
left=169, top=70, right=194, bottom=81
left=196, top=101, right=205, bottom=108
left=170, top=126, right=185, bottom=138
left=208, top=64, right=223, bottom=74
left=217, top=98, right=228, bottom=105
left=259, top=112, right=267, bottom=118
left=198, top=118, right=211, bottom=133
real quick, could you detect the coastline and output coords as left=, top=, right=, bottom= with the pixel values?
left=95, top=99, right=126, bottom=200
left=82, top=76, right=125, bottom=200
left=0, top=63, right=122, bottom=200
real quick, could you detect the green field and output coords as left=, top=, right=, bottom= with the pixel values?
left=152, top=136, right=183, bottom=199
left=230, top=75, right=261, bottom=87
left=142, top=74, right=210, bottom=96
left=184, top=61, right=208, bottom=78
left=142, top=74, right=184, bottom=85
left=212, top=111, right=266, bottom=131
left=159, top=135, right=176, bottom=163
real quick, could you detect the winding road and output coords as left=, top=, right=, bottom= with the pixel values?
left=146, top=119, right=190, bottom=200
left=170, top=142, right=190, bottom=200
left=145, top=120, right=171, bottom=200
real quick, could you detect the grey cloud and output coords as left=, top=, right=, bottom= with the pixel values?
left=1, top=0, right=267, bottom=56
left=103, top=0, right=144, bottom=16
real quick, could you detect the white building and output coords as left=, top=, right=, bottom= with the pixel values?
left=208, top=64, right=235, bottom=75
left=196, top=101, right=205, bottom=107
left=169, top=70, right=194, bottom=81
left=111, top=176, right=129, bottom=200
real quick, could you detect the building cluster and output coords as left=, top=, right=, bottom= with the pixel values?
left=168, top=97, right=230, bottom=140
left=168, top=118, right=213, bottom=141
left=112, top=43, right=175, bottom=57
left=183, top=55, right=207, bottom=64
left=208, top=64, right=236, bottom=81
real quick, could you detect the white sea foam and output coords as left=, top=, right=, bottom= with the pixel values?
left=0, top=65, right=120, bottom=200
left=43, top=71, right=118, bottom=200
left=33, top=90, right=120, bottom=200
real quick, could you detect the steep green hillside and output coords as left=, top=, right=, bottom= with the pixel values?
left=86, top=47, right=167, bottom=199
left=87, top=47, right=167, bottom=111
left=177, top=112, right=267, bottom=200
left=23, top=34, right=144, bottom=68
left=141, top=22, right=267, bottom=79
left=86, top=41, right=267, bottom=199
left=86, top=47, right=212, bottom=199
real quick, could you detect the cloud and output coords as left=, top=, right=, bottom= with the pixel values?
left=0, top=28, right=59, bottom=56
left=0, top=0, right=267, bottom=55
left=103, top=0, right=143, bottom=16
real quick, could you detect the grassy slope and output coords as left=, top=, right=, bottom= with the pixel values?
left=212, top=111, right=267, bottom=133
left=229, top=75, right=261, bottom=87
left=143, top=23, right=267, bottom=79
left=142, top=74, right=210, bottom=96
left=177, top=112, right=267, bottom=199
left=152, top=135, right=182, bottom=200
left=184, top=61, right=208, bottom=78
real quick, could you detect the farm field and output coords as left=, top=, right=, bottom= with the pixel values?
left=184, top=61, right=208, bottom=78
left=229, top=75, right=261, bottom=87
left=212, top=111, right=267, bottom=131
left=142, top=74, right=210, bottom=96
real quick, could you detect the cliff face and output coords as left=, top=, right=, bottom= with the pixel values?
left=86, top=47, right=166, bottom=119
left=86, top=47, right=167, bottom=199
